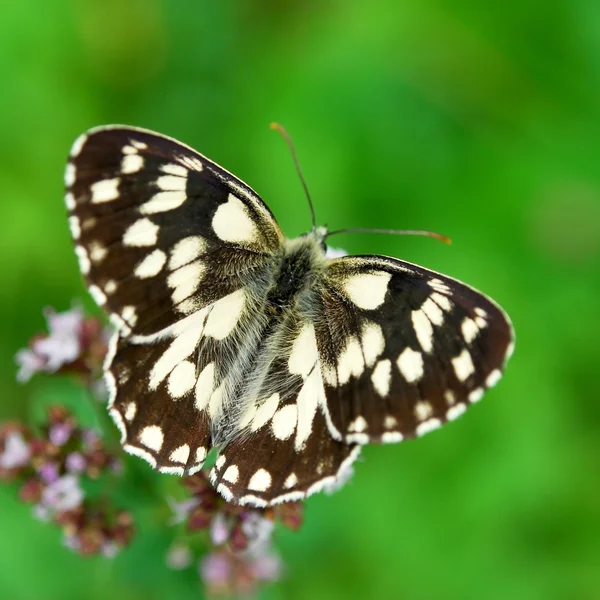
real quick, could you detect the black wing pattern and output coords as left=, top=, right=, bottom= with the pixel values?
left=317, top=255, right=514, bottom=444
left=65, top=126, right=283, bottom=475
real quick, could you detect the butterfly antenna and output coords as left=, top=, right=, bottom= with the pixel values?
left=325, top=227, right=452, bottom=245
left=270, top=123, right=317, bottom=232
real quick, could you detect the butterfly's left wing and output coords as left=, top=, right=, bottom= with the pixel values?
left=315, top=255, right=514, bottom=444
left=65, top=126, right=283, bottom=475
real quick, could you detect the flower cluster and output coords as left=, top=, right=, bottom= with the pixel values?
left=166, top=471, right=303, bottom=596
left=0, top=405, right=134, bottom=557
left=9, top=305, right=306, bottom=594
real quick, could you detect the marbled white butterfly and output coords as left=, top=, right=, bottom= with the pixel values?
left=65, top=125, right=514, bottom=507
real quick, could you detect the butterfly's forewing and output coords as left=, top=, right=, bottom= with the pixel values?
left=317, top=255, right=514, bottom=444
left=65, top=126, right=283, bottom=336
left=65, top=126, right=283, bottom=473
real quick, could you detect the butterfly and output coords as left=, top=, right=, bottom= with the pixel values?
left=64, top=125, right=514, bottom=507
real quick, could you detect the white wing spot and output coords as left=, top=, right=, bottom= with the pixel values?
left=215, top=455, right=226, bottom=470
left=248, top=468, right=272, bottom=492
left=196, top=447, right=207, bottom=464
left=428, top=278, right=451, bottom=294
left=461, top=317, right=479, bottom=344
left=194, top=362, right=215, bottom=411
left=414, top=400, right=433, bottom=421
left=139, top=426, right=163, bottom=452
left=68, top=216, right=81, bottom=239
left=416, top=418, right=442, bottom=437
left=446, top=404, right=466, bottom=421
left=149, top=325, right=203, bottom=389
left=178, top=155, right=203, bottom=171
left=75, top=246, right=91, bottom=274
left=89, top=285, right=107, bottom=306
left=384, top=415, right=397, bottom=429
left=475, top=307, right=488, bottom=318
left=251, top=393, right=280, bottom=431
left=168, top=262, right=205, bottom=304
left=486, top=369, right=502, bottom=388
left=452, top=349, right=475, bottom=382
left=140, top=191, right=187, bottom=214
left=223, top=465, right=239, bottom=484
left=271, top=404, right=297, bottom=440
left=90, top=178, right=120, bottom=203
left=421, top=297, right=444, bottom=326
left=123, top=218, right=159, bottom=247
left=134, top=249, right=167, bottom=278
left=343, top=271, right=391, bottom=310
left=121, top=153, right=144, bottom=174
left=208, top=382, right=225, bottom=418
left=161, top=163, right=188, bottom=177
left=322, top=363, right=337, bottom=386
left=239, top=404, right=257, bottom=429
left=204, top=290, right=246, bottom=340
left=381, top=432, right=403, bottom=443
left=295, top=368, right=323, bottom=450
left=397, top=347, right=424, bottom=383
left=469, top=388, right=484, bottom=403
left=371, top=359, right=392, bottom=397
left=124, top=402, right=136, bottom=421
left=348, top=416, right=368, bottom=433
left=347, top=432, right=369, bottom=444
left=65, top=192, right=76, bottom=210
left=89, top=242, right=107, bottom=263
left=475, top=316, right=488, bottom=329
left=169, top=236, right=207, bottom=270
left=284, top=473, right=297, bottom=489
left=212, top=194, right=258, bottom=243
left=444, top=390, right=456, bottom=405
left=167, top=360, right=196, bottom=398
left=104, top=280, right=117, bottom=294
left=361, top=322, right=385, bottom=367
left=130, top=139, right=147, bottom=150
left=430, top=292, right=452, bottom=312
left=65, top=163, right=76, bottom=186
left=70, top=133, right=87, bottom=157
left=288, top=323, right=318, bottom=378
left=170, top=444, right=190, bottom=464
left=411, top=309, right=434, bottom=353
left=157, top=174, right=187, bottom=192
left=122, top=305, right=137, bottom=325
left=337, top=336, right=365, bottom=385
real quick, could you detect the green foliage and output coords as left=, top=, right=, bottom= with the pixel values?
left=1, top=1, right=599, bottom=598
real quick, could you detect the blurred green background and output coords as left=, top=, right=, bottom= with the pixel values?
left=2, top=1, right=600, bottom=599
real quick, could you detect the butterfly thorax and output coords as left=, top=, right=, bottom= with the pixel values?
left=265, top=234, right=328, bottom=316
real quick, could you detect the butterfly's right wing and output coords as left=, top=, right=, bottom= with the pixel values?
left=316, top=255, right=514, bottom=445
left=65, top=126, right=283, bottom=474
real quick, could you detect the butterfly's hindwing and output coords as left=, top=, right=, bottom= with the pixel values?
left=317, top=256, right=514, bottom=444
left=107, top=334, right=212, bottom=475
left=210, top=409, right=361, bottom=506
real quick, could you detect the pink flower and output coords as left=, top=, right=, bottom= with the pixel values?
left=41, top=474, right=84, bottom=513
left=0, top=431, right=31, bottom=469
left=210, top=513, right=230, bottom=545
left=34, top=307, right=84, bottom=371
left=15, top=307, right=84, bottom=382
